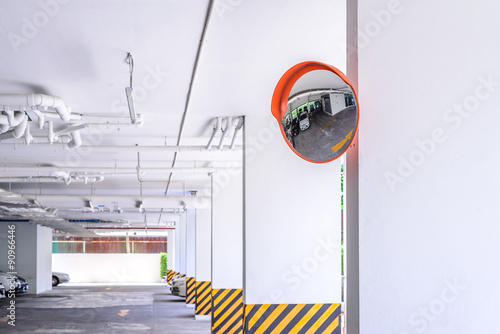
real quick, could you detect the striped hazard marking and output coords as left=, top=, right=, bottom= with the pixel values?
left=243, top=303, right=341, bottom=334
left=186, top=277, right=196, bottom=305
left=212, top=289, right=243, bottom=334
left=167, top=270, right=176, bottom=284
left=195, top=281, right=212, bottom=315
left=179, top=273, right=186, bottom=278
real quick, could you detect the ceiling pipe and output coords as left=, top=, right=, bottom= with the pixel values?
left=13, top=114, right=28, bottom=138
left=30, top=109, right=45, bottom=129
left=0, top=110, right=25, bottom=126
left=87, top=227, right=175, bottom=230
left=218, top=117, right=232, bottom=150
left=0, top=142, right=242, bottom=151
left=206, top=117, right=221, bottom=150
left=0, top=93, right=71, bottom=121
left=0, top=123, right=9, bottom=134
left=0, top=114, right=28, bottom=141
left=0, top=175, right=105, bottom=184
left=0, top=165, right=241, bottom=174
left=25, top=122, right=33, bottom=145
left=67, top=130, right=82, bottom=149
left=230, top=116, right=244, bottom=150
left=19, top=194, right=210, bottom=209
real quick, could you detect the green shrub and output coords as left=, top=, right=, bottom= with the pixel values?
left=160, top=252, right=168, bottom=278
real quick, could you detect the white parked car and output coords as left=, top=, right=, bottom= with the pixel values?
left=170, top=276, right=186, bottom=297
left=52, top=272, right=70, bottom=286
left=299, top=111, right=310, bottom=131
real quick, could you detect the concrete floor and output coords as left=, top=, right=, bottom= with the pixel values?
left=0, top=284, right=210, bottom=334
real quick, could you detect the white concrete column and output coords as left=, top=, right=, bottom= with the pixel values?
left=166, top=229, right=176, bottom=283
left=178, top=212, right=187, bottom=276
left=185, top=209, right=196, bottom=306
left=242, top=115, right=342, bottom=332
left=195, top=208, right=211, bottom=320
left=0, top=222, right=52, bottom=294
left=210, top=169, right=244, bottom=331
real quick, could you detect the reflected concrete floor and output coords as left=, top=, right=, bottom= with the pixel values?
left=0, top=285, right=210, bottom=334
left=291, top=106, right=357, bottom=161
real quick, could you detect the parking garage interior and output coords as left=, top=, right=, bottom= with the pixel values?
left=1, top=1, right=499, bottom=334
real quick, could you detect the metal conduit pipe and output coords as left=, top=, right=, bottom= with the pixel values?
left=206, top=117, right=221, bottom=150
left=230, top=116, right=244, bottom=150
left=218, top=117, right=232, bottom=150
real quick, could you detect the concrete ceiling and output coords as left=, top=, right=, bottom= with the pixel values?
left=0, top=0, right=346, bottom=234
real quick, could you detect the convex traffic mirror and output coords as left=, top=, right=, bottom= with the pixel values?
left=271, top=61, right=359, bottom=163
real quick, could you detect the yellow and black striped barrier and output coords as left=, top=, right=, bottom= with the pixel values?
left=243, top=303, right=341, bottom=334
left=166, top=270, right=176, bottom=284
left=195, top=281, right=212, bottom=315
left=186, top=277, right=196, bottom=305
left=212, top=289, right=243, bottom=334
left=179, top=273, right=186, bottom=278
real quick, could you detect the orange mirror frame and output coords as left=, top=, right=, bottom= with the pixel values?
left=271, top=61, right=360, bottom=163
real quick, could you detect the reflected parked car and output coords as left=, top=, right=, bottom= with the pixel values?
left=52, top=272, right=70, bottom=286
left=0, top=283, right=5, bottom=298
left=170, top=276, right=186, bottom=297
left=15, top=275, right=28, bottom=293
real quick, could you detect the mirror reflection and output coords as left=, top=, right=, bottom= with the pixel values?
left=281, top=70, right=358, bottom=162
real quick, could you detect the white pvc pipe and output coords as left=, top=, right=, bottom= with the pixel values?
left=13, top=115, right=28, bottom=138
left=0, top=110, right=25, bottom=126
left=0, top=124, right=9, bottom=134
left=68, top=130, right=82, bottom=149
left=25, top=122, right=33, bottom=145
left=0, top=93, right=70, bottom=121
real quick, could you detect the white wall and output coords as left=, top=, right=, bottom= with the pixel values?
left=195, top=209, right=211, bottom=281
left=212, top=170, right=243, bottom=289
left=0, top=222, right=52, bottom=294
left=52, top=254, right=161, bottom=283
left=243, top=115, right=342, bottom=305
left=358, top=1, right=500, bottom=333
